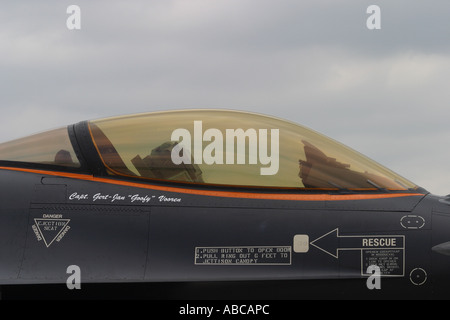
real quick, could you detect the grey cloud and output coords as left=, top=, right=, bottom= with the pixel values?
left=1, top=1, right=450, bottom=194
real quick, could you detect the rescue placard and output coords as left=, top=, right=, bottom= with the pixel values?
left=311, top=228, right=405, bottom=277
left=362, top=249, right=404, bottom=276
left=361, top=236, right=404, bottom=248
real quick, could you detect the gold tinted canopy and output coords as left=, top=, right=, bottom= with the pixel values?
left=0, top=127, right=80, bottom=168
left=89, top=109, right=417, bottom=191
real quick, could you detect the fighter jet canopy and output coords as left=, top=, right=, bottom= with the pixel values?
left=0, top=127, right=80, bottom=168
left=87, top=110, right=418, bottom=191
left=0, top=110, right=418, bottom=191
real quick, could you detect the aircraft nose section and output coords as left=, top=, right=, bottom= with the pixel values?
left=432, top=241, right=450, bottom=256
left=432, top=196, right=450, bottom=256
left=439, top=195, right=450, bottom=206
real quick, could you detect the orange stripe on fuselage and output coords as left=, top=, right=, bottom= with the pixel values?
left=0, top=166, right=424, bottom=201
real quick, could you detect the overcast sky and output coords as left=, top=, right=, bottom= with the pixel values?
left=1, top=0, right=450, bottom=195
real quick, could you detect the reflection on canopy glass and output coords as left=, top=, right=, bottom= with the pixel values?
left=89, top=110, right=417, bottom=191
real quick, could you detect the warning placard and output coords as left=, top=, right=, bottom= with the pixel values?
left=362, top=249, right=404, bottom=276
left=194, top=246, right=292, bottom=265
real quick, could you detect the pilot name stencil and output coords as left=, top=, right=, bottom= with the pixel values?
left=32, top=214, right=71, bottom=248
left=68, top=192, right=182, bottom=204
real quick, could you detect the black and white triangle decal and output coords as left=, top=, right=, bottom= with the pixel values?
left=33, top=218, right=71, bottom=248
